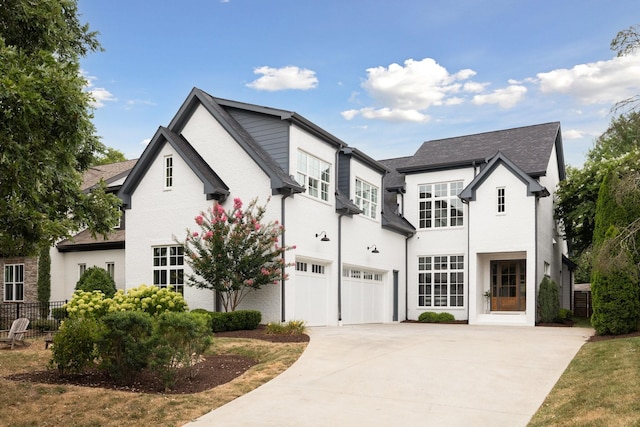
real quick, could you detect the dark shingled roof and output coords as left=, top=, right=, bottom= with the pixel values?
left=398, top=122, right=563, bottom=178
left=82, top=159, right=137, bottom=191
left=57, top=229, right=125, bottom=252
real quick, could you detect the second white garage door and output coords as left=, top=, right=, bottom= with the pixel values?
left=342, top=266, right=385, bottom=325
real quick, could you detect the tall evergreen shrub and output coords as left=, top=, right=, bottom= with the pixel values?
left=538, top=276, right=560, bottom=323
left=591, top=171, right=640, bottom=335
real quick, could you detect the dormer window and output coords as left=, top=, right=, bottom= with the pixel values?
left=297, top=150, right=330, bottom=202
left=164, top=155, right=173, bottom=189
left=355, top=178, right=378, bottom=219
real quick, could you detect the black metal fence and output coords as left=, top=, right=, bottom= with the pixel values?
left=0, top=301, right=67, bottom=338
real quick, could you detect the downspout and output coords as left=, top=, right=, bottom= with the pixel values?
left=405, top=231, right=413, bottom=321
left=280, top=194, right=289, bottom=322
left=534, top=196, right=539, bottom=321
left=465, top=199, right=470, bottom=321
left=338, top=213, right=345, bottom=326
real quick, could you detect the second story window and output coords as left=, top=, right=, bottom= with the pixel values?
left=355, top=178, right=378, bottom=219
left=419, top=181, right=464, bottom=229
left=497, top=187, right=506, bottom=214
left=297, top=151, right=330, bottom=202
left=164, top=155, right=173, bottom=189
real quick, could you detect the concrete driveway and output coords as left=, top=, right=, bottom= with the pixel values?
left=187, top=323, right=593, bottom=427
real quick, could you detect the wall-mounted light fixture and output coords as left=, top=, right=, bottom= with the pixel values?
left=315, top=231, right=330, bottom=242
left=367, top=245, right=379, bottom=254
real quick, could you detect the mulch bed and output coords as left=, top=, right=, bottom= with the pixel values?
left=5, top=327, right=309, bottom=394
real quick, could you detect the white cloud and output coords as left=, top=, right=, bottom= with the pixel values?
left=125, top=99, right=157, bottom=110
left=89, top=87, right=117, bottom=108
left=246, top=66, right=318, bottom=91
left=342, top=58, right=495, bottom=122
left=563, top=129, right=585, bottom=139
left=141, top=138, right=151, bottom=145
left=472, top=85, right=527, bottom=109
left=81, top=70, right=116, bottom=108
left=536, top=53, right=640, bottom=105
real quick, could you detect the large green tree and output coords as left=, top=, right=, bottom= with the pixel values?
left=0, top=0, right=121, bottom=256
left=555, top=112, right=640, bottom=265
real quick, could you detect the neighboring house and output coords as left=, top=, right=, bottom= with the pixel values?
left=49, top=160, right=137, bottom=301
left=44, top=88, right=572, bottom=327
left=1, top=160, right=136, bottom=307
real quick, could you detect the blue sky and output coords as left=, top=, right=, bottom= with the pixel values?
left=78, top=0, right=640, bottom=166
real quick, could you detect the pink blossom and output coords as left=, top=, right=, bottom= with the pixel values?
left=195, top=215, right=204, bottom=225
left=291, top=245, right=297, bottom=249
left=235, top=210, right=243, bottom=219
left=233, top=197, right=243, bottom=210
left=245, top=278, right=254, bottom=286
left=261, top=267, right=270, bottom=275
left=204, top=231, right=213, bottom=239
left=192, top=231, right=199, bottom=237
left=215, top=204, right=225, bottom=214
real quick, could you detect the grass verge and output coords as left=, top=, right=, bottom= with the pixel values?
left=528, top=335, right=640, bottom=426
left=0, top=336, right=307, bottom=427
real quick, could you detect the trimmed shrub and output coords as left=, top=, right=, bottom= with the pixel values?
left=418, top=312, right=439, bottom=323
left=210, top=310, right=261, bottom=332
left=558, top=308, right=573, bottom=322
left=149, top=311, right=213, bottom=391
left=75, top=266, right=117, bottom=298
left=65, top=290, right=111, bottom=319
left=538, top=276, right=560, bottom=323
left=437, top=312, right=455, bottom=322
left=418, top=311, right=456, bottom=323
left=49, top=317, right=102, bottom=375
left=97, top=311, right=154, bottom=382
left=266, top=320, right=306, bottom=335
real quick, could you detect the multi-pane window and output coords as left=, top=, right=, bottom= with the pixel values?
left=297, top=151, right=330, bottom=201
left=106, top=262, right=115, bottom=279
left=79, top=263, right=86, bottom=279
left=497, top=187, right=505, bottom=213
left=342, top=268, right=384, bottom=282
left=418, top=255, right=464, bottom=307
left=4, top=264, right=24, bottom=302
left=355, top=178, right=378, bottom=219
left=296, top=261, right=325, bottom=275
left=164, top=155, right=173, bottom=189
left=153, top=246, right=184, bottom=294
left=418, top=181, right=464, bottom=228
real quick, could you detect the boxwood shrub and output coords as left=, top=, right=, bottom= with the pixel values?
left=209, top=310, right=262, bottom=332
left=418, top=311, right=456, bottom=323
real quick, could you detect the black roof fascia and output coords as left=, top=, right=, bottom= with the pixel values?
left=118, top=127, right=230, bottom=209
left=398, top=158, right=487, bottom=174
left=57, top=241, right=125, bottom=253
left=381, top=214, right=416, bottom=236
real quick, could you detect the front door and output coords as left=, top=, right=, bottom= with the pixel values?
left=490, top=260, right=526, bottom=311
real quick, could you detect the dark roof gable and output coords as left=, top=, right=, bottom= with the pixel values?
left=398, top=122, right=564, bottom=179
left=118, top=127, right=230, bottom=208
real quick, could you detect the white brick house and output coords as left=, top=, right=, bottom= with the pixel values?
left=48, top=88, right=572, bottom=326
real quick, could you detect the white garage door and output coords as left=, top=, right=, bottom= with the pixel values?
left=342, top=267, right=385, bottom=324
left=294, top=260, right=329, bottom=327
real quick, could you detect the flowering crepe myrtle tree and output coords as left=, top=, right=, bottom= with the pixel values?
left=179, top=197, right=295, bottom=312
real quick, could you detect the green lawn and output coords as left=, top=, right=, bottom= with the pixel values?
left=529, top=327, right=640, bottom=426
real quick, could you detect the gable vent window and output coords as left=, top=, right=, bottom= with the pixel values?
left=164, top=155, right=173, bottom=189
left=419, top=181, right=464, bottom=229
left=297, top=150, right=330, bottom=202
left=497, top=187, right=506, bottom=214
